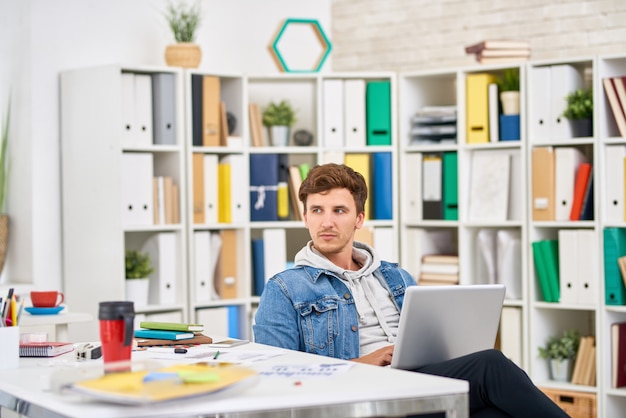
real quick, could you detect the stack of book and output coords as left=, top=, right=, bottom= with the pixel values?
left=418, top=254, right=459, bottom=285
left=571, top=335, right=597, bottom=386
left=465, top=40, right=530, bottom=65
left=410, top=106, right=457, bottom=145
left=134, top=321, right=213, bottom=347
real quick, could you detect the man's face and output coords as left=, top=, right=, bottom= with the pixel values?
left=303, top=188, right=365, bottom=257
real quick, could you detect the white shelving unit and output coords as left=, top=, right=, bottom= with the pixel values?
left=60, top=65, right=188, bottom=341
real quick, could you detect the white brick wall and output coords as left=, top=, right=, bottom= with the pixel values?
left=330, top=0, right=626, bottom=71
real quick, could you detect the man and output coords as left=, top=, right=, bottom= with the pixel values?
left=254, top=163, right=567, bottom=417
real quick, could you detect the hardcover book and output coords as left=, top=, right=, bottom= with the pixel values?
left=139, top=321, right=204, bottom=332
left=134, top=329, right=195, bottom=341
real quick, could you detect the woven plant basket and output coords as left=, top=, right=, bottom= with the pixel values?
left=165, top=43, right=202, bottom=68
left=0, top=214, right=8, bottom=274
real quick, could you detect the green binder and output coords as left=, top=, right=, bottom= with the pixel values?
left=604, top=228, right=626, bottom=305
left=365, top=80, right=391, bottom=145
left=532, top=241, right=553, bottom=302
left=442, top=152, right=458, bottom=220
left=541, top=240, right=560, bottom=303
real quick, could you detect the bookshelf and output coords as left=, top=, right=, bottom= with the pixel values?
left=60, top=65, right=188, bottom=341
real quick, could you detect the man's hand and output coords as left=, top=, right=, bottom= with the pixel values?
left=351, top=345, right=394, bottom=366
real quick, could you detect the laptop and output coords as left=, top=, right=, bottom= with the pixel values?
left=390, top=284, right=506, bottom=370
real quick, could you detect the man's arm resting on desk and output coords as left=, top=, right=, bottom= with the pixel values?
left=350, top=345, right=394, bottom=367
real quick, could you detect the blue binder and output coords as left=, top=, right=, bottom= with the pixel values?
left=249, top=154, right=279, bottom=221
left=251, top=238, right=265, bottom=296
left=372, top=152, right=392, bottom=220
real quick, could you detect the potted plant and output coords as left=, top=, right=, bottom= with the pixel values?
left=124, top=250, right=154, bottom=307
left=497, top=68, right=520, bottom=115
left=163, top=1, right=202, bottom=68
left=562, top=88, right=593, bottom=137
left=262, top=100, right=297, bottom=146
left=538, top=329, right=580, bottom=382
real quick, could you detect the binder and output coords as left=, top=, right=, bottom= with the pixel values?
left=163, top=176, right=175, bottom=224
left=224, top=154, right=247, bottom=224
left=278, top=154, right=290, bottom=220
left=499, top=306, right=522, bottom=367
left=496, top=229, right=522, bottom=300
left=605, top=145, right=626, bottom=222
left=192, top=153, right=205, bottom=224
left=530, top=66, right=551, bottom=141
left=579, top=170, right=594, bottom=221
left=322, top=79, right=344, bottom=148
left=249, top=154, right=279, bottom=221
left=216, top=229, right=238, bottom=299
left=577, top=229, right=597, bottom=305
left=403, top=153, right=422, bottom=222
left=549, top=64, right=583, bottom=139
left=372, top=152, right=393, bottom=220
left=193, top=231, right=217, bottom=303
left=442, top=151, right=458, bottom=220
left=531, top=147, right=555, bottom=221
left=604, top=228, right=626, bottom=305
left=466, top=73, right=497, bottom=144
left=488, top=83, right=499, bottom=142
left=251, top=238, right=265, bottom=296
left=558, top=229, right=578, bottom=304
left=507, top=152, right=523, bottom=221
left=554, top=147, right=587, bottom=221
left=569, top=163, right=592, bottom=221
left=151, top=72, right=176, bottom=145
left=202, top=75, right=220, bottom=146
left=121, top=152, right=153, bottom=226
left=191, top=74, right=204, bottom=146
left=422, top=153, right=443, bottom=220
left=542, top=240, right=560, bottom=303
left=263, top=229, right=287, bottom=279
left=142, top=232, right=177, bottom=305
left=217, top=160, right=231, bottom=223
left=365, top=80, right=391, bottom=145
left=344, top=79, right=366, bottom=147
left=612, top=322, right=626, bottom=387
left=203, top=154, right=219, bottom=224
left=531, top=240, right=557, bottom=302
left=374, top=227, right=396, bottom=262
left=196, top=306, right=240, bottom=339
left=468, top=151, right=510, bottom=222
left=476, top=229, right=497, bottom=285
left=355, top=226, right=374, bottom=247
left=120, top=72, right=136, bottom=147
left=133, top=74, right=153, bottom=147
left=344, top=154, right=371, bottom=219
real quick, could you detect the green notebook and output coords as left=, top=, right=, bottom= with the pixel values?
left=139, top=321, right=204, bottom=332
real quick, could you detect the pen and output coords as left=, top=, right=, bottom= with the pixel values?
left=10, top=295, right=17, bottom=327
left=213, top=350, right=220, bottom=360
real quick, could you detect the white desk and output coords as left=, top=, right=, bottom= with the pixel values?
left=20, top=311, right=92, bottom=341
left=0, top=341, right=469, bottom=418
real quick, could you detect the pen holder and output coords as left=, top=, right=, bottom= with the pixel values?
left=0, top=326, right=19, bottom=369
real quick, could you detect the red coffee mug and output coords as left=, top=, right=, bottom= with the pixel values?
left=30, top=291, right=64, bottom=308
left=98, top=301, right=135, bottom=372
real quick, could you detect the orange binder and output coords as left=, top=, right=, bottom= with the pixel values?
left=532, top=147, right=555, bottom=221
left=217, top=229, right=238, bottom=299
left=466, top=73, right=497, bottom=144
left=569, top=162, right=592, bottom=221
left=192, top=153, right=205, bottom=224
left=202, top=75, right=220, bottom=146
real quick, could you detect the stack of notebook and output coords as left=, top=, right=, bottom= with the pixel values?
left=134, top=322, right=213, bottom=347
left=465, top=40, right=530, bottom=65
left=410, top=106, right=457, bottom=145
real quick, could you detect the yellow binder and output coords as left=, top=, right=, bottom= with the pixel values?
left=466, top=73, right=497, bottom=144
left=344, top=153, right=371, bottom=219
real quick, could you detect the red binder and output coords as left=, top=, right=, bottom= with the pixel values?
left=569, top=162, right=591, bottom=221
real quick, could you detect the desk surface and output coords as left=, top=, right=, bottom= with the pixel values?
left=0, top=341, right=468, bottom=418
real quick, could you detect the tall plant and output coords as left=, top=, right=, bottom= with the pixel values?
left=165, top=1, right=202, bottom=43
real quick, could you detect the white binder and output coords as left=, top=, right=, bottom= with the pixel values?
left=403, top=153, right=422, bottom=222
left=120, top=72, right=136, bottom=147
left=143, top=232, right=178, bottom=305
left=476, top=229, right=497, bottom=285
left=507, top=152, right=523, bottom=222
left=549, top=64, right=583, bottom=140
left=203, top=154, right=219, bottom=224
left=121, top=152, right=153, bottom=226
left=344, top=79, right=366, bottom=147
left=499, top=306, right=523, bottom=367
left=374, top=227, right=396, bottom=263
left=496, top=229, right=522, bottom=300
left=133, top=74, right=153, bottom=147
left=221, top=154, right=247, bottom=224
left=323, top=79, right=344, bottom=149
left=558, top=229, right=579, bottom=304
left=529, top=66, right=551, bottom=141
left=554, top=147, right=587, bottom=221
left=605, top=144, right=626, bottom=222
left=193, top=231, right=220, bottom=303
left=263, top=228, right=287, bottom=280
left=577, top=229, right=597, bottom=305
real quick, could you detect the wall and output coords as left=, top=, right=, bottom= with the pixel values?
left=0, top=0, right=331, bottom=290
left=331, top=0, right=626, bottom=72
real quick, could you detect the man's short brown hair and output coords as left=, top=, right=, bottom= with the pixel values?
left=298, top=163, right=367, bottom=214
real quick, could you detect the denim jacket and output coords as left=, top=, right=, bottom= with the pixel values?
left=253, top=261, right=416, bottom=360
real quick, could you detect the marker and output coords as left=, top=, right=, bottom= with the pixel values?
left=174, top=348, right=187, bottom=354
left=213, top=350, right=220, bottom=360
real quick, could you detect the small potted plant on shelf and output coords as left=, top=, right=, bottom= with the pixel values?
left=538, top=329, right=580, bottom=382
left=497, top=68, right=520, bottom=115
left=163, top=0, right=202, bottom=68
left=125, top=250, right=154, bottom=307
left=262, top=100, right=297, bottom=146
left=562, top=88, right=593, bottom=137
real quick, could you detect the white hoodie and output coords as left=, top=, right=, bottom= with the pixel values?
left=294, top=240, right=400, bottom=355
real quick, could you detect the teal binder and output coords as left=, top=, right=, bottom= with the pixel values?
left=604, top=228, right=626, bottom=305
left=365, top=80, right=391, bottom=145
left=442, top=151, right=458, bottom=220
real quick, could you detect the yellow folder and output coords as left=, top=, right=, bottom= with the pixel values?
left=466, top=73, right=497, bottom=144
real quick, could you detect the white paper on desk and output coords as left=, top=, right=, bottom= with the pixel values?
left=258, top=363, right=354, bottom=379
left=146, top=348, right=285, bottom=364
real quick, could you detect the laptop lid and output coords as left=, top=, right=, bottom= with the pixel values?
left=390, top=284, right=506, bottom=370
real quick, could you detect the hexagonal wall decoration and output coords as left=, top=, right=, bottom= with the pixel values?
left=268, top=18, right=332, bottom=73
